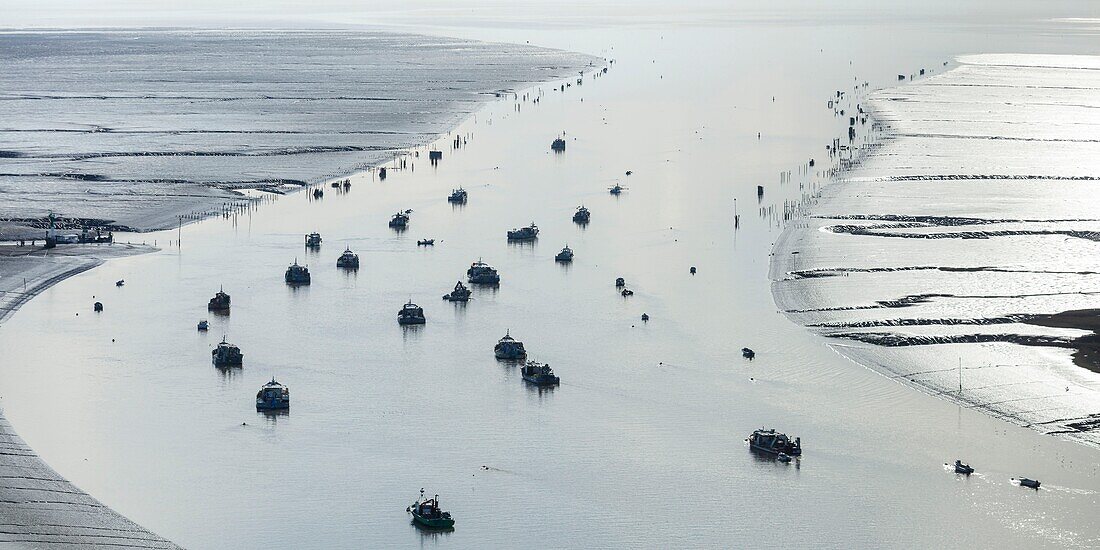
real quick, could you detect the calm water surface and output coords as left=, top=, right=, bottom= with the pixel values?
left=1, top=11, right=1099, bottom=549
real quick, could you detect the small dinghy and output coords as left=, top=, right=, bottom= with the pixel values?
left=417, top=239, right=435, bottom=246
left=93, top=301, right=103, bottom=312
left=615, top=277, right=625, bottom=287
left=115, top=279, right=125, bottom=287
left=621, top=289, right=634, bottom=297
left=777, top=452, right=792, bottom=463
left=954, top=460, right=974, bottom=475
left=742, top=348, right=755, bottom=360
left=1016, top=477, right=1041, bottom=489
left=407, top=489, right=454, bottom=529
left=197, top=320, right=209, bottom=331
left=641, top=313, right=649, bottom=322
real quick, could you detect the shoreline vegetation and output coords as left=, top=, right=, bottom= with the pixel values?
left=0, top=28, right=598, bottom=547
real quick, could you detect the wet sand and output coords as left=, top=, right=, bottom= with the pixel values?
left=0, top=30, right=597, bottom=239
left=1025, top=309, right=1100, bottom=374
left=773, top=54, right=1100, bottom=446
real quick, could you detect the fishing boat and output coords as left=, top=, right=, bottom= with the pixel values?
left=197, top=320, right=209, bottom=331
left=285, top=260, right=311, bottom=285
left=443, top=281, right=471, bottom=302
left=609, top=184, right=626, bottom=195
left=555, top=246, right=574, bottom=263
left=507, top=223, right=539, bottom=241
left=417, top=239, right=435, bottom=246
left=212, top=337, right=243, bottom=367
left=521, top=361, right=560, bottom=386
left=336, top=247, right=360, bottom=269
left=448, top=188, right=468, bottom=204
left=572, top=206, right=590, bottom=224
left=407, top=489, right=454, bottom=529
left=208, top=288, right=231, bottom=312
left=398, top=301, right=426, bottom=325
left=305, top=232, right=322, bottom=248
left=615, top=277, right=625, bottom=287
left=255, top=378, right=290, bottom=410
left=551, top=137, right=566, bottom=151
left=954, top=460, right=974, bottom=475
left=494, top=332, right=527, bottom=360
left=1017, top=478, right=1041, bottom=489
left=467, top=260, right=500, bottom=285
left=389, top=210, right=410, bottom=229
left=748, top=428, right=802, bottom=457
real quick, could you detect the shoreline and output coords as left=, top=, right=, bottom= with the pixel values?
left=771, top=54, right=1100, bottom=448
left=0, top=242, right=180, bottom=548
left=0, top=28, right=601, bottom=548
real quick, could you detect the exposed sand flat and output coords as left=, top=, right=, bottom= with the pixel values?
left=0, top=243, right=173, bottom=548
left=773, top=54, right=1100, bottom=446
left=0, top=30, right=599, bottom=238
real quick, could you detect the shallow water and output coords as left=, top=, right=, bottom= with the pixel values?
left=2, top=8, right=1100, bottom=550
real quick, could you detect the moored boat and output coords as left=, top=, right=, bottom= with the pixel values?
left=555, top=245, right=574, bottom=263
left=285, top=260, right=311, bottom=285
left=212, top=337, right=243, bottom=367
left=551, top=137, right=566, bottom=151
left=197, top=320, right=209, bottom=331
left=448, top=188, right=468, bottom=203
left=748, top=428, right=802, bottom=457
left=417, top=239, right=435, bottom=246
left=93, top=301, right=103, bottom=312
left=305, top=232, right=322, bottom=248
left=407, top=489, right=454, bottom=529
left=506, top=223, right=539, bottom=241
left=256, top=378, right=290, bottom=410
left=467, top=260, right=500, bottom=285
left=572, top=206, right=590, bottom=224
left=494, top=332, right=527, bottom=360
left=954, top=460, right=974, bottom=475
left=742, top=348, right=755, bottom=360
left=609, top=184, right=626, bottom=195
left=389, top=210, right=410, bottom=229
left=337, top=247, right=360, bottom=269
left=398, top=301, right=426, bottom=325
left=208, top=288, right=231, bottom=312
left=443, top=281, right=471, bottom=302
left=521, top=361, right=559, bottom=386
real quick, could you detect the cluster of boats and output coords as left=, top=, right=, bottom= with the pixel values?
left=494, top=332, right=559, bottom=386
